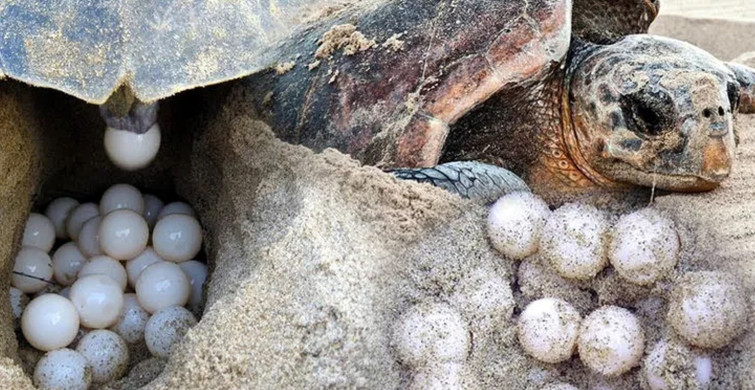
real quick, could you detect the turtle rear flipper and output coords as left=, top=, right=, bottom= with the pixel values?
left=572, top=0, right=659, bottom=43
left=391, top=161, right=529, bottom=203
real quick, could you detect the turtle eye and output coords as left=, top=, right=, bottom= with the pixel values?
left=619, top=89, right=674, bottom=137
left=727, top=81, right=740, bottom=113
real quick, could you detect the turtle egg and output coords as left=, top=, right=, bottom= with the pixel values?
left=22, top=213, right=56, bottom=253
left=136, top=262, right=190, bottom=313
left=577, top=305, right=644, bottom=376
left=643, top=339, right=712, bottom=390
left=144, top=305, right=197, bottom=358
left=77, top=216, right=103, bottom=257
left=78, top=255, right=128, bottom=291
left=100, top=183, right=145, bottom=215
left=21, top=294, right=80, bottom=351
left=667, top=271, right=747, bottom=349
left=517, top=298, right=581, bottom=363
left=152, top=214, right=203, bottom=262
left=126, top=247, right=164, bottom=288
left=45, top=197, right=80, bottom=239
left=69, top=274, right=124, bottom=328
left=608, top=208, right=679, bottom=285
left=52, top=242, right=87, bottom=286
left=487, top=192, right=551, bottom=260
left=541, top=384, right=580, bottom=390
left=66, top=203, right=100, bottom=241
left=178, top=260, right=208, bottom=311
left=12, top=246, right=54, bottom=293
left=99, top=209, right=149, bottom=260
left=142, top=194, right=164, bottom=228
left=540, top=203, right=609, bottom=280
left=104, top=124, right=161, bottom=171
left=9, top=286, right=29, bottom=329
left=110, top=293, right=150, bottom=344
left=76, top=329, right=129, bottom=383
left=157, top=201, right=195, bottom=220
left=33, top=348, right=92, bottom=390
left=392, top=302, right=470, bottom=368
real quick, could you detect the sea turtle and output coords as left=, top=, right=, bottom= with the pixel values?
left=1, top=0, right=754, bottom=202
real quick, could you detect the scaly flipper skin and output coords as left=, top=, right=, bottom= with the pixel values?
left=572, top=0, right=659, bottom=43
left=241, top=0, right=571, bottom=168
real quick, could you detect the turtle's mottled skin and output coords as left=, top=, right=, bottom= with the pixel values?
left=234, top=0, right=755, bottom=202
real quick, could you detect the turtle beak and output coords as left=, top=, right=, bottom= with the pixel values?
left=701, top=138, right=733, bottom=182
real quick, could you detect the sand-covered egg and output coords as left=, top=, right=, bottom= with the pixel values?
left=22, top=213, right=56, bottom=253
left=66, top=203, right=100, bottom=241
left=99, top=209, right=150, bottom=260
left=76, top=329, right=129, bottom=383
left=111, top=293, right=151, bottom=344
left=577, top=305, right=644, bottom=376
left=392, top=302, right=469, bottom=368
left=517, top=298, right=581, bottom=363
left=178, top=260, right=208, bottom=311
left=667, top=271, right=747, bottom=349
left=100, top=183, right=145, bottom=215
left=487, top=192, right=551, bottom=260
left=21, top=294, right=80, bottom=351
left=144, top=306, right=197, bottom=358
left=52, top=242, right=87, bottom=286
left=540, top=203, right=609, bottom=280
left=45, top=197, right=80, bottom=239
left=608, top=208, right=679, bottom=285
left=643, top=339, right=712, bottom=390
left=33, top=348, right=92, bottom=390
left=152, top=214, right=203, bottom=262
left=541, top=384, right=580, bottom=390
left=12, top=246, right=54, bottom=293
left=70, top=274, right=124, bottom=328
left=78, top=255, right=128, bottom=291
left=104, top=124, right=161, bottom=171
left=136, top=262, right=191, bottom=313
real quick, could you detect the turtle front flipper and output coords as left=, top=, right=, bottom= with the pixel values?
left=390, top=161, right=529, bottom=203
left=244, top=0, right=571, bottom=168
left=572, top=0, right=659, bottom=43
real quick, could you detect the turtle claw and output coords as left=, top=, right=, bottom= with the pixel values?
left=390, top=161, right=529, bottom=203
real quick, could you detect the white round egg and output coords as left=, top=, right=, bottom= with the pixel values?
left=540, top=203, right=609, bottom=280
left=21, top=294, right=80, bottom=351
left=136, top=262, right=190, bottom=313
left=51, top=242, right=87, bottom=286
left=157, top=201, right=195, bottom=220
left=392, top=302, right=469, bottom=368
left=142, top=194, right=164, bottom=228
left=487, top=192, right=551, bottom=260
left=517, top=298, right=581, bottom=363
left=100, top=183, right=145, bottom=215
left=66, top=203, right=100, bottom=241
left=12, top=246, right=54, bottom=293
left=45, top=197, right=80, bottom=239
left=22, top=213, right=56, bottom=253
left=99, top=209, right=149, bottom=260
left=110, top=293, right=150, bottom=344
left=77, top=216, right=103, bottom=257
left=152, top=214, right=203, bottom=262
left=144, top=305, right=197, bottom=358
left=577, top=305, right=644, bottom=376
left=104, top=124, right=161, bottom=171
left=76, top=329, right=129, bottom=383
left=9, top=286, right=29, bottom=329
left=33, top=348, right=92, bottom=390
left=608, top=208, right=679, bottom=285
left=643, top=339, right=713, bottom=390
left=178, top=260, right=208, bottom=311
left=126, top=247, right=164, bottom=288
left=667, top=271, right=747, bottom=349
left=69, top=274, right=124, bottom=329
left=78, top=255, right=128, bottom=291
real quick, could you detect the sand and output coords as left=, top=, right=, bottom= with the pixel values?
left=1, top=13, right=754, bottom=390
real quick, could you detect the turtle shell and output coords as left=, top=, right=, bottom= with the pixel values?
left=0, top=0, right=352, bottom=104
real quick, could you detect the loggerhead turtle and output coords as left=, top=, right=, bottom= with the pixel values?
left=1, top=0, right=754, bottom=202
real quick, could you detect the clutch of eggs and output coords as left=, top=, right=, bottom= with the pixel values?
left=10, top=183, right=207, bottom=388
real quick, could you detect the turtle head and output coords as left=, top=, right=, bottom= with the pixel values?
left=566, top=36, right=752, bottom=192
